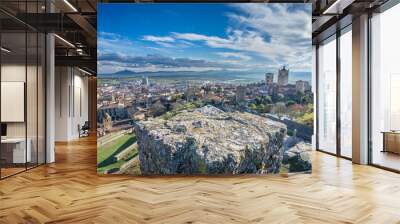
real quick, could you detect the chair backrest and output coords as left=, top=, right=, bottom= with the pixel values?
left=83, top=121, right=90, bottom=129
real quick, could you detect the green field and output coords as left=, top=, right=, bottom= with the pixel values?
left=97, top=133, right=138, bottom=173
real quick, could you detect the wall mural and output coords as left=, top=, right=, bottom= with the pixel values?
left=97, top=3, right=313, bottom=175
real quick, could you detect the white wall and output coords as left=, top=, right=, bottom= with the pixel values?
left=1, top=64, right=42, bottom=137
left=54, top=67, right=89, bottom=141
left=55, top=67, right=70, bottom=141
left=1, top=63, right=46, bottom=164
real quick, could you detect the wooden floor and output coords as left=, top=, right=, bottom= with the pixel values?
left=1, top=136, right=400, bottom=223
left=372, top=150, right=400, bottom=171
left=1, top=167, right=26, bottom=178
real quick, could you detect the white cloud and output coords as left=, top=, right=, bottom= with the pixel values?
left=98, top=32, right=137, bottom=55
left=142, top=35, right=175, bottom=42
left=173, top=30, right=287, bottom=66
left=98, top=60, right=225, bottom=73
left=216, top=52, right=252, bottom=61
left=142, top=35, right=196, bottom=48
left=98, top=4, right=312, bottom=73
left=228, top=4, right=311, bottom=41
left=98, top=32, right=122, bottom=40
left=155, top=42, right=175, bottom=48
left=227, top=4, right=312, bottom=71
left=169, top=4, right=312, bottom=72
left=97, top=52, right=246, bottom=74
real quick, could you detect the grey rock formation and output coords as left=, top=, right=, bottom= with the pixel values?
left=282, top=141, right=312, bottom=173
left=134, top=105, right=287, bottom=175
left=283, top=136, right=302, bottom=151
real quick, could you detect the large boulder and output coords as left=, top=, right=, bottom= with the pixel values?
left=282, top=141, right=312, bottom=173
left=134, top=105, right=287, bottom=175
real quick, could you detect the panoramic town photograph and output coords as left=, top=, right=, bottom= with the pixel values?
left=97, top=3, right=313, bottom=175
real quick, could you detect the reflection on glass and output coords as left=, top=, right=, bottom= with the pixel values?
left=318, top=37, right=337, bottom=154
left=27, top=32, right=38, bottom=169
left=0, top=0, right=47, bottom=179
left=340, top=29, right=352, bottom=158
left=1, top=32, right=27, bottom=177
left=371, top=3, right=400, bottom=171
left=38, top=33, right=46, bottom=165
left=390, top=75, right=400, bottom=130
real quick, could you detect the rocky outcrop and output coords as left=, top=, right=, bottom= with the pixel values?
left=282, top=140, right=312, bottom=173
left=134, top=105, right=287, bottom=175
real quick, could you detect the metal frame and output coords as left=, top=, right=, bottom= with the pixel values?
left=315, top=44, right=319, bottom=151
left=315, top=32, right=338, bottom=156
left=315, top=32, right=336, bottom=156
left=336, top=27, right=341, bottom=157
left=0, top=20, right=2, bottom=179
left=367, top=11, right=373, bottom=165
left=315, top=23, right=353, bottom=162
left=36, top=1, right=39, bottom=167
left=316, top=0, right=400, bottom=172
left=0, top=0, right=47, bottom=180
left=367, top=1, right=400, bottom=172
left=25, top=2, right=28, bottom=172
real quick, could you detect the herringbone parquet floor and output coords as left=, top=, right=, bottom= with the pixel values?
left=1, top=136, right=400, bottom=224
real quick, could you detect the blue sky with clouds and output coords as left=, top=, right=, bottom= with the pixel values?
left=98, top=3, right=312, bottom=75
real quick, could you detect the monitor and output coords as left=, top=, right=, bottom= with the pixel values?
left=1, top=123, right=7, bottom=137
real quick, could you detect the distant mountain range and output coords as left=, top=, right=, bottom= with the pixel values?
left=98, top=69, right=312, bottom=84
left=99, top=69, right=233, bottom=77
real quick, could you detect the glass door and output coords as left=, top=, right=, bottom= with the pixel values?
left=1, top=30, right=28, bottom=178
left=317, top=35, right=337, bottom=154
left=370, top=3, right=400, bottom=171
left=0, top=1, right=47, bottom=179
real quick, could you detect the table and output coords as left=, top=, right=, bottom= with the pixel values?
left=382, top=131, right=400, bottom=154
left=1, top=138, right=31, bottom=164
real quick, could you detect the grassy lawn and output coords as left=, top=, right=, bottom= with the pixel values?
left=97, top=159, right=126, bottom=173
left=97, top=133, right=138, bottom=173
left=97, top=148, right=139, bottom=173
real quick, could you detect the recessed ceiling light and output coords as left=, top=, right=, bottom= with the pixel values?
left=322, top=0, right=354, bottom=15
left=1, top=47, right=11, bottom=53
left=78, top=67, right=92, bottom=76
left=63, top=0, right=78, bottom=12
left=54, top=34, right=75, bottom=48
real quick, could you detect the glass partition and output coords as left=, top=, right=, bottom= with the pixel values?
left=0, top=1, right=46, bottom=179
left=27, top=31, right=38, bottom=169
left=1, top=31, right=28, bottom=177
left=317, top=36, right=337, bottom=154
left=38, top=32, right=45, bottom=165
left=339, top=27, right=352, bottom=158
left=370, top=3, right=400, bottom=171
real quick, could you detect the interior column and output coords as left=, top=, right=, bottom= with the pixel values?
left=352, top=14, right=369, bottom=164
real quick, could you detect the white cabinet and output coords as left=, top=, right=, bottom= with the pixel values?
left=1, top=138, right=32, bottom=163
